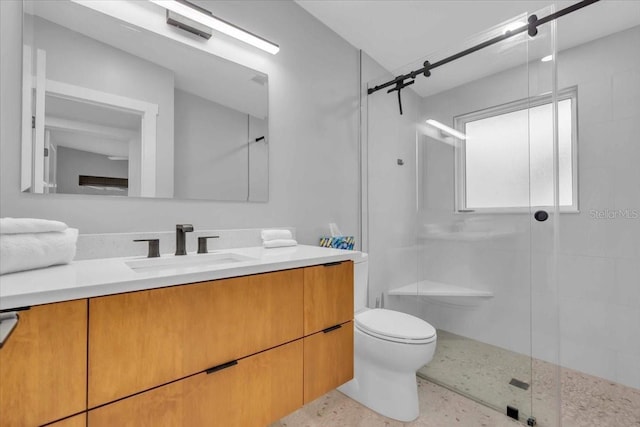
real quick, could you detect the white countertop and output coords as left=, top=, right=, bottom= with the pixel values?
left=0, top=245, right=357, bottom=310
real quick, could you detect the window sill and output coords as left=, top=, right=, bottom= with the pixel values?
left=454, top=207, right=580, bottom=215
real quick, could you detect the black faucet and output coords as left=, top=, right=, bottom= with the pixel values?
left=175, top=224, right=193, bottom=256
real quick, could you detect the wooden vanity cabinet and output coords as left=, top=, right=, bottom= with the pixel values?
left=0, top=300, right=87, bottom=427
left=88, top=269, right=304, bottom=407
left=303, top=320, right=354, bottom=404
left=303, top=261, right=354, bottom=335
left=1, top=260, right=353, bottom=426
left=88, top=340, right=303, bottom=427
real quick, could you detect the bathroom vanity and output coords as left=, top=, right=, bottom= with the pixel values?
left=0, top=246, right=355, bottom=426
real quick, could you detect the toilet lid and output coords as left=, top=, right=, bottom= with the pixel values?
left=355, top=309, right=436, bottom=344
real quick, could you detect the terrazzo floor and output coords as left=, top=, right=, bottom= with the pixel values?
left=272, top=378, right=521, bottom=427
left=419, top=330, right=640, bottom=427
left=272, top=329, right=640, bottom=427
left=419, top=330, right=534, bottom=421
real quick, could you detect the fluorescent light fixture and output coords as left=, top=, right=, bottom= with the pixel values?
left=541, top=54, right=553, bottom=62
left=426, top=119, right=467, bottom=140
left=107, top=156, right=128, bottom=161
left=503, top=21, right=526, bottom=34
left=149, top=0, right=279, bottom=54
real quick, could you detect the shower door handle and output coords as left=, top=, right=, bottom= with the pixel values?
left=534, top=210, right=549, bottom=222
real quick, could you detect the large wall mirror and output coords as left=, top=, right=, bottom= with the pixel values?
left=21, top=0, right=269, bottom=202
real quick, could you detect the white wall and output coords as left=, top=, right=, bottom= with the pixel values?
left=1, top=0, right=360, bottom=245
left=27, top=14, right=175, bottom=198
left=417, top=27, right=640, bottom=388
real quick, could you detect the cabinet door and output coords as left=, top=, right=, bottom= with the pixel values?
left=0, top=300, right=87, bottom=427
left=88, top=269, right=303, bottom=407
left=303, top=261, right=353, bottom=335
left=48, top=413, right=86, bottom=427
left=303, top=321, right=354, bottom=404
left=88, top=340, right=303, bottom=427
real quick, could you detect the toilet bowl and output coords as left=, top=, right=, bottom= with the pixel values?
left=338, top=253, right=437, bottom=422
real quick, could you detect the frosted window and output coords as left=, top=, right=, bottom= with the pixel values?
left=460, top=96, right=575, bottom=210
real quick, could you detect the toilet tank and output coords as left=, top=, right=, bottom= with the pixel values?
left=353, top=252, right=369, bottom=312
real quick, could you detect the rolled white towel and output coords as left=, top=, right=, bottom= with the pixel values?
left=0, top=217, right=68, bottom=235
left=0, top=228, right=78, bottom=275
left=263, top=239, right=298, bottom=249
left=261, top=229, right=292, bottom=241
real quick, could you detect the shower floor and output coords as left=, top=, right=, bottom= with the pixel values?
left=418, top=330, right=640, bottom=426
left=418, top=330, right=534, bottom=421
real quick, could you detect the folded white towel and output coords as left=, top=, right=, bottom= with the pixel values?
left=263, top=239, right=298, bottom=249
left=0, top=228, right=78, bottom=275
left=261, top=229, right=293, bottom=241
left=0, top=217, right=68, bottom=235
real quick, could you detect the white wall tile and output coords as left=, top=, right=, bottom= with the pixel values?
left=613, top=258, right=640, bottom=308
left=604, top=304, right=640, bottom=355
left=557, top=255, right=616, bottom=302
left=559, top=298, right=609, bottom=345
left=578, top=77, right=613, bottom=125
left=615, top=351, right=640, bottom=389
left=604, top=219, right=640, bottom=259
left=612, top=69, right=640, bottom=120
left=560, top=338, right=617, bottom=382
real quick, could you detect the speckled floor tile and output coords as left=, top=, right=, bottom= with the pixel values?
left=554, top=362, right=640, bottom=427
left=272, top=331, right=639, bottom=427
left=418, top=329, right=640, bottom=427
left=271, top=378, right=520, bottom=427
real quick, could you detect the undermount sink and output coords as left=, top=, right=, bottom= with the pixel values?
left=125, top=252, right=256, bottom=273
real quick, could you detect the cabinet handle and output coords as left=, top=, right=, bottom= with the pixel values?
left=322, top=324, right=343, bottom=334
left=0, top=312, right=20, bottom=349
left=323, top=262, right=342, bottom=267
left=0, top=306, right=30, bottom=313
left=206, top=360, right=238, bottom=374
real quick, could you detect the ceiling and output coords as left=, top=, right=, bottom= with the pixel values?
left=297, top=0, right=640, bottom=97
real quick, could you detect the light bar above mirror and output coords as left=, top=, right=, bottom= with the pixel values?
left=149, top=0, right=280, bottom=55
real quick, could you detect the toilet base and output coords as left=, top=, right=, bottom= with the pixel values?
left=338, top=360, right=420, bottom=422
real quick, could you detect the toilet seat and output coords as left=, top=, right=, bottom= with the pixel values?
left=355, top=308, right=436, bottom=345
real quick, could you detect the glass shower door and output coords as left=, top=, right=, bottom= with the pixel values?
left=402, top=9, right=555, bottom=425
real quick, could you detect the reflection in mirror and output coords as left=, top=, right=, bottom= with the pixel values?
left=21, top=0, right=269, bottom=201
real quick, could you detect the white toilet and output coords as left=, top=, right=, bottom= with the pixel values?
left=338, top=252, right=437, bottom=422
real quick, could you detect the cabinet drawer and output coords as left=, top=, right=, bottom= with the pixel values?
left=88, top=340, right=303, bottom=427
left=303, top=261, right=353, bottom=335
left=303, top=321, right=354, bottom=404
left=88, top=269, right=303, bottom=407
left=0, top=300, right=87, bottom=427
left=48, top=413, right=86, bottom=427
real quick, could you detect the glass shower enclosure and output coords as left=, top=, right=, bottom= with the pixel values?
left=361, top=2, right=640, bottom=425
